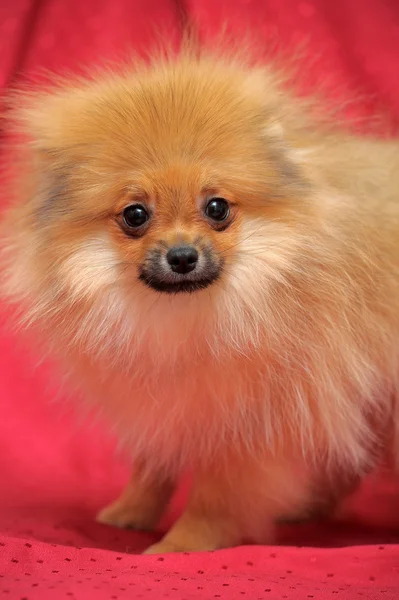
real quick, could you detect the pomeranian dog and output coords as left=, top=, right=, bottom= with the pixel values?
left=1, top=42, right=399, bottom=554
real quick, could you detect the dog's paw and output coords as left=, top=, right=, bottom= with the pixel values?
left=96, top=500, right=156, bottom=531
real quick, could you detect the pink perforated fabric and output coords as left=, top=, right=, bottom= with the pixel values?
left=0, top=1, right=399, bottom=598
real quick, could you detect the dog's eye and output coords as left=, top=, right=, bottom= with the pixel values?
left=122, top=204, right=150, bottom=229
left=205, top=198, right=230, bottom=222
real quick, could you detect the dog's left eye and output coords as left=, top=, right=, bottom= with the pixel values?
left=204, top=198, right=230, bottom=222
left=122, top=204, right=150, bottom=229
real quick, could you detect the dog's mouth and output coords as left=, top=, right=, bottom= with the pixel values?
left=138, top=243, right=222, bottom=294
left=138, top=271, right=219, bottom=294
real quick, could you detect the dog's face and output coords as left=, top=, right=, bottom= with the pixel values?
left=4, top=56, right=313, bottom=352
left=110, top=169, right=241, bottom=295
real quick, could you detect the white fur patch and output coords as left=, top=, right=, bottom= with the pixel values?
left=60, top=236, right=120, bottom=299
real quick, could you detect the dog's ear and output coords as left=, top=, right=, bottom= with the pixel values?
left=8, top=79, right=109, bottom=219
left=4, top=87, right=86, bottom=222
left=12, top=82, right=95, bottom=156
left=242, top=65, right=316, bottom=181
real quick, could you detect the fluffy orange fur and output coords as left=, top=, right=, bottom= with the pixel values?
left=1, top=45, right=399, bottom=553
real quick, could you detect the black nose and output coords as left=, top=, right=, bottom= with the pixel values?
left=166, top=245, right=199, bottom=274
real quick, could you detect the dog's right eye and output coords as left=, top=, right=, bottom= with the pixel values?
left=122, top=204, right=150, bottom=229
